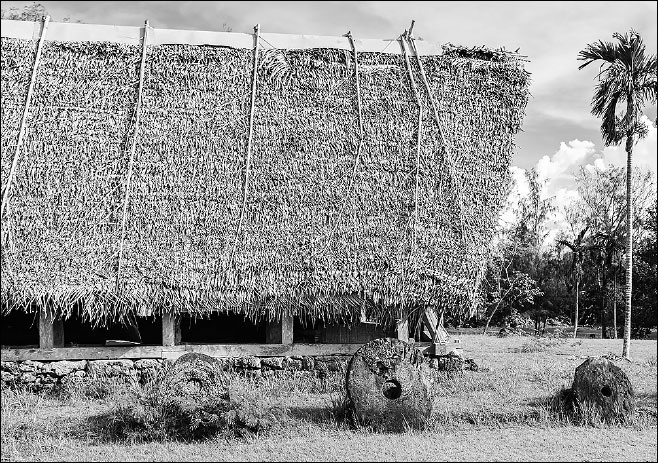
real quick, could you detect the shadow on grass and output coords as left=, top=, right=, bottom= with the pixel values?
left=429, top=406, right=545, bottom=428
left=285, top=404, right=340, bottom=425
left=635, top=391, right=657, bottom=404
left=285, top=394, right=549, bottom=431
left=69, top=387, right=658, bottom=444
left=635, top=392, right=657, bottom=420
left=80, top=411, right=137, bottom=444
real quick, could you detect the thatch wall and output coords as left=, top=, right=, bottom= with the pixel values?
left=1, top=22, right=529, bottom=326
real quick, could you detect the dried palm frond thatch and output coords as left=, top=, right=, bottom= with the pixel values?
left=1, top=27, right=530, bottom=327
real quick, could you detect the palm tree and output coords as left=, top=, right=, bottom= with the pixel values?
left=578, top=30, right=657, bottom=358
left=592, top=232, right=625, bottom=339
left=558, top=227, right=590, bottom=338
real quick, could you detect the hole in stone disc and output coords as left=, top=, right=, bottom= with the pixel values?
left=182, top=377, right=204, bottom=394
left=382, top=379, right=402, bottom=400
left=600, top=386, right=612, bottom=397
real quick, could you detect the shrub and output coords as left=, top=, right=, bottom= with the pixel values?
left=223, top=385, right=284, bottom=437
left=98, top=366, right=284, bottom=441
left=516, top=336, right=566, bottom=353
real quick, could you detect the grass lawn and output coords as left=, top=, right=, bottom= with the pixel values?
left=2, top=335, right=656, bottom=462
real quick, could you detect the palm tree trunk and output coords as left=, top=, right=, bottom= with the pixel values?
left=622, top=133, right=634, bottom=358
left=573, top=279, right=579, bottom=338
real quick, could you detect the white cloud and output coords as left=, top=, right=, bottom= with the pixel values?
left=536, top=139, right=596, bottom=188
left=586, top=158, right=606, bottom=173
left=545, top=187, right=581, bottom=239
left=501, top=118, right=657, bottom=248
left=592, top=115, right=658, bottom=173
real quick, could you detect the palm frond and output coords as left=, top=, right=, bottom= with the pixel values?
left=577, top=40, right=620, bottom=70
left=579, top=29, right=657, bottom=146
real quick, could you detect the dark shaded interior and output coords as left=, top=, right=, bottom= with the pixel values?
left=62, top=315, right=162, bottom=346
left=294, top=317, right=394, bottom=344
left=180, top=312, right=266, bottom=343
left=1, top=311, right=39, bottom=347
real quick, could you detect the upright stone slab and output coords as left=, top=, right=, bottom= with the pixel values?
left=346, top=338, right=431, bottom=431
left=160, top=353, right=229, bottom=438
left=163, top=353, right=228, bottom=400
left=571, top=357, right=635, bottom=423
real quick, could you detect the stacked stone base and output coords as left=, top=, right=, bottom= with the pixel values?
left=1, top=352, right=478, bottom=392
left=1, top=355, right=350, bottom=391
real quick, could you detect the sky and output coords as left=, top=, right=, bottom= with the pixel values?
left=2, top=0, right=657, bottom=241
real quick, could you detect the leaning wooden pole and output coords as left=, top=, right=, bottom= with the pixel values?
left=116, top=20, right=150, bottom=290
left=1, top=15, right=50, bottom=218
left=399, top=31, right=423, bottom=250
left=407, top=31, right=467, bottom=240
left=346, top=31, right=365, bottom=189
left=232, top=23, right=261, bottom=258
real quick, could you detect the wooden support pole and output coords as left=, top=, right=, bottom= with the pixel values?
left=266, top=314, right=294, bottom=344
left=399, top=32, right=423, bottom=248
left=346, top=31, right=364, bottom=188
left=231, top=23, right=261, bottom=258
left=407, top=32, right=467, bottom=240
left=162, top=313, right=181, bottom=346
left=39, top=310, right=64, bottom=348
left=116, top=19, right=150, bottom=290
left=396, top=318, right=409, bottom=342
left=1, top=15, right=49, bottom=217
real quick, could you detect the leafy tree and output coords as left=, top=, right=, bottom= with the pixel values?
left=632, top=201, right=658, bottom=336
left=481, top=231, right=544, bottom=334
left=570, top=165, right=655, bottom=339
left=578, top=30, right=657, bottom=358
left=591, top=230, right=627, bottom=338
left=512, top=168, right=554, bottom=252
left=471, top=168, right=553, bottom=332
left=482, top=268, right=542, bottom=335
left=1, top=2, right=48, bottom=20
left=557, top=227, right=593, bottom=337
left=1, top=2, right=82, bottom=23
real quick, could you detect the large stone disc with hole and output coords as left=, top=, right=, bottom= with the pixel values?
left=571, top=357, right=634, bottom=422
left=162, top=352, right=227, bottom=399
left=346, top=338, right=432, bottom=431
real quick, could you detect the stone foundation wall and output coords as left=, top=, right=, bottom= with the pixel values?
left=0, top=355, right=350, bottom=391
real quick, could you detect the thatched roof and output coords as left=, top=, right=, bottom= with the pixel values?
left=0, top=19, right=530, bottom=326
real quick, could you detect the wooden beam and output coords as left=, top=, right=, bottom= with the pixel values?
left=162, top=313, right=181, bottom=346
left=0, top=341, right=426, bottom=362
left=422, top=308, right=438, bottom=341
left=265, top=314, right=294, bottom=344
left=38, top=311, right=64, bottom=349
left=2, top=345, right=178, bottom=361
left=1, top=15, right=49, bottom=217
